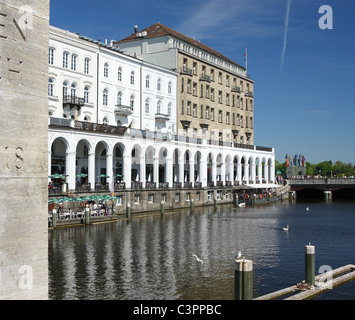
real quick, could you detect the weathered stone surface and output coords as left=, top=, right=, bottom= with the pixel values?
left=0, top=0, right=49, bottom=300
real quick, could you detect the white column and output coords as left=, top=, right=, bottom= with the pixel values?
left=178, top=159, right=184, bottom=184
left=154, top=156, right=159, bottom=184
left=88, top=152, right=96, bottom=191
left=243, top=163, right=249, bottom=183
left=269, top=161, right=275, bottom=183
left=264, top=164, right=269, bottom=184
left=251, top=163, right=256, bottom=184
left=66, top=151, right=76, bottom=191
left=166, top=157, right=173, bottom=188
left=221, top=162, right=225, bottom=185
left=123, top=154, right=131, bottom=189
left=189, top=159, right=194, bottom=183
left=237, top=162, right=242, bottom=184
left=106, top=153, right=113, bottom=192
left=212, top=161, right=217, bottom=185
left=200, top=159, right=207, bottom=188
left=258, top=163, right=262, bottom=184
left=228, top=161, right=234, bottom=183
left=140, top=155, right=145, bottom=185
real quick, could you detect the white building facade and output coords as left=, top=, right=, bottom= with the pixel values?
left=48, top=26, right=275, bottom=195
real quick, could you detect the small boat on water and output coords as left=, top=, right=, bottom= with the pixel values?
left=238, top=192, right=280, bottom=205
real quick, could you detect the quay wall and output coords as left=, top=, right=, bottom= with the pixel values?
left=49, top=185, right=289, bottom=228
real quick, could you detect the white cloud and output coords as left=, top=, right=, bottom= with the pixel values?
left=175, top=0, right=284, bottom=42
left=280, top=0, right=292, bottom=72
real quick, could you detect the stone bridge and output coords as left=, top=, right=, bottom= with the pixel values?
left=288, top=178, right=355, bottom=199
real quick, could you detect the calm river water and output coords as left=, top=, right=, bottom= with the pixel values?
left=48, top=199, right=355, bottom=300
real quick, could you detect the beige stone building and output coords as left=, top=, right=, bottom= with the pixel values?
left=116, top=22, right=254, bottom=146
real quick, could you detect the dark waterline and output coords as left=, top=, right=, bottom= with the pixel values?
left=48, top=199, right=355, bottom=300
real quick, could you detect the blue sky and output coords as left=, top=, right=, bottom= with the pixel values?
left=50, top=0, right=355, bottom=165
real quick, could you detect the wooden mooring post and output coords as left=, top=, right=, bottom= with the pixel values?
left=235, top=259, right=253, bottom=300
left=305, top=243, right=315, bottom=286
left=254, top=243, right=355, bottom=300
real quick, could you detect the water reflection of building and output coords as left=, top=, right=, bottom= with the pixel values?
left=49, top=205, right=282, bottom=300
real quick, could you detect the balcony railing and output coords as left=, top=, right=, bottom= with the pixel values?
left=155, top=113, right=170, bottom=122
left=76, top=183, right=91, bottom=192
left=145, top=182, right=156, bottom=190
left=159, top=182, right=169, bottom=189
left=232, top=86, right=241, bottom=93
left=173, top=182, right=182, bottom=189
left=115, top=104, right=133, bottom=116
left=63, top=95, right=85, bottom=107
left=184, top=182, right=192, bottom=188
left=180, top=66, right=193, bottom=76
left=95, top=183, right=109, bottom=192
left=49, top=118, right=273, bottom=152
left=114, top=182, right=126, bottom=190
left=131, top=182, right=143, bottom=190
left=200, top=74, right=211, bottom=82
left=245, top=91, right=254, bottom=98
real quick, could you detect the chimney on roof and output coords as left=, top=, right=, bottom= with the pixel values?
left=134, top=25, right=138, bottom=35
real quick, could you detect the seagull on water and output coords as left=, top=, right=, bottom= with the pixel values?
left=192, top=254, right=204, bottom=265
left=283, top=224, right=289, bottom=231
left=306, top=206, right=310, bottom=211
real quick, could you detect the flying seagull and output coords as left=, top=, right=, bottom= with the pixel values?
left=192, top=254, right=204, bottom=265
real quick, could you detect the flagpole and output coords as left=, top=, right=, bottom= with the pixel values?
left=245, top=48, right=248, bottom=74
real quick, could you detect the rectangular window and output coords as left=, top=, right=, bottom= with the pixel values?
left=218, top=91, right=222, bottom=104
left=134, top=194, right=140, bottom=204
left=207, top=191, right=213, bottom=201
left=84, top=58, right=90, bottom=74
left=63, top=52, right=69, bottom=69
left=175, top=193, right=180, bottom=202
left=49, top=48, right=54, bottom=65
left=148, top=194, right=154, bottom=203
left=71, top=55, right=77, bottom=71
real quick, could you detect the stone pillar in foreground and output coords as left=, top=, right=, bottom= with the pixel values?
left=0, top=0, right=49, bottom=300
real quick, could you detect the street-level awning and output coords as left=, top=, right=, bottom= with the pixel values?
left=244, top=183, right=282, bottom=189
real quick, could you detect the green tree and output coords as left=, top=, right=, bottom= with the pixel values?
left=306, top=162, right=316, bottom=176
left=316, top=161, right=333, bottom=177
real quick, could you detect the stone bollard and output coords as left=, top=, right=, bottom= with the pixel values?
left=52, top=209, right=57, bottom=228
left=235, top=259, right=253, bottom=300
left=161, top=200, right=165, bottom=215
left=126, top=203, right=131, bottom=219
left=85, top=206, right=90, bottom=225
left=305, top=243, right=315, bottom=286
